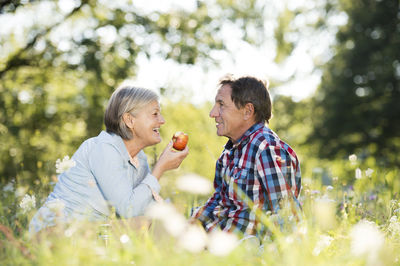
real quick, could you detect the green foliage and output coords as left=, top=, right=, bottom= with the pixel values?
left=0, top=0, right=266, bottom=186
left=310, top=0, right=400, bottom=167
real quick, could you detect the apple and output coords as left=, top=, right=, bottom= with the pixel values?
left=172, top=131, right=188, bottom=151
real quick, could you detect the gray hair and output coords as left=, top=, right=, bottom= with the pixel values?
left=104, top=86, right=159, bottom=140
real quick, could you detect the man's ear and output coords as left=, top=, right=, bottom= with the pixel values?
left=122, top=113, right=135, bottom=129
left=243, top=103, right=255, bottom=121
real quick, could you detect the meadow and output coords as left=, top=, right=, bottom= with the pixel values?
left=1, top=150, right=399, bottom=266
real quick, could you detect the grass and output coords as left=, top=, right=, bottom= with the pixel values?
left=1, top=157, right=400, bottom=266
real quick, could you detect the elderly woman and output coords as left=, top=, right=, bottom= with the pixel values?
left=29, top=86, right=188, bottom=233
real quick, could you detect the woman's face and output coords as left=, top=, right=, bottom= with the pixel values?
left=131, top=100, right=165, bottom=147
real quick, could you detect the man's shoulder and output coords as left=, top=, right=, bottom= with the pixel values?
left=248, top=126, right=277, bottom=145
left=249, top=126, right=298, bottom=155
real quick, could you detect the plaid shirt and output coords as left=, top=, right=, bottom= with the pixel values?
left=192, top=123, right=301, bottom=236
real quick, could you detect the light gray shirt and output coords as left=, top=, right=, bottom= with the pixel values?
left=29, top=131, right=160, bottom=233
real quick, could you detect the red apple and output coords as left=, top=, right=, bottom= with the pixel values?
left=172, top=131, right=188, bottom=151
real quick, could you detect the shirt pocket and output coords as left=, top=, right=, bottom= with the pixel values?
left=227, top=168, right=248, bottom=200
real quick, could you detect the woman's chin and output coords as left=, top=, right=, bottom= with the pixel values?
left=153, top=137, right=162, bottom=145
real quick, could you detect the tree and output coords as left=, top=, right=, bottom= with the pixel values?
left=0, top=0, right=267, bottom=186
left=310, top=0, right=400, bottom=166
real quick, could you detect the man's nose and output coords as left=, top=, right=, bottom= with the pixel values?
left=209, top=105, right=217, bottom=118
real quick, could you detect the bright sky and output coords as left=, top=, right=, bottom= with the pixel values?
left=0, top=0, right=347, bottom=104
left=130, top=0, right=345, bottom=104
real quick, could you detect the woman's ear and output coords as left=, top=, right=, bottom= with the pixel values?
left=243, top=103, right=255, bottom=121
left=122, top=113, right=135, bottom=129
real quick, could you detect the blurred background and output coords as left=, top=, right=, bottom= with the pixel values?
left=0, top=0, right=399, bottom=200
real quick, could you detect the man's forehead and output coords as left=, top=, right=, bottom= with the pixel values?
left=215, top=84, right=232, bottom=100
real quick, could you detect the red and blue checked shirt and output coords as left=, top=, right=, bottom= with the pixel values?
left=192, top=123, right=301, bottom=236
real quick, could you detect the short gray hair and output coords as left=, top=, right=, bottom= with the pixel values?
left=104, top=86, right=159, bottom=140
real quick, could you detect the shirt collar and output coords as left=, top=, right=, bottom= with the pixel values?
left=98, top=131, right=144, bottom=167
left=225, top=123, right=265, bottom=150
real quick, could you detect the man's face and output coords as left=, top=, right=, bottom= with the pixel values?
left=209, top=84, right=247, bottom=142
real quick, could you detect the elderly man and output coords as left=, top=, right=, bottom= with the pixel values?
left=192, top=75, right=301, bottom=239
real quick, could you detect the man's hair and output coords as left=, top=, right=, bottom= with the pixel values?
left=219, top=75, right=272, bottom=124
left=104, top=86, right=159, bottom=140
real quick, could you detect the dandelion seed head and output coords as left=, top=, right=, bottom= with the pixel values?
left=207, top=231, right=238, bottom=256
left=178, top=225, right=207, bottom=253
left=162, top=213, right=187, bottom=237
left=145, top=202, right=177, bottom=220
left=350, top=220, right=384, bottom=264
left=145, top=202, right=187, bottom=237
left=176, top=174, right=213, bottom=195
left=120, top=234, right=130, bottom=244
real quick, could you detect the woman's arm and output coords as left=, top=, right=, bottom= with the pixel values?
left=89, top=143, right=158, bottom=218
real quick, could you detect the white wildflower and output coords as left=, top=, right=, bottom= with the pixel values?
left=176, top=174, right=213, bottom=195
left=312, top=234, right=334, bottom=256
left=349, top=154, right=357, bottom=163
left=302, top=177, right=312, bottom=185
left=145, top=202, right=187, bottom=237
left=350, top=220, right=384, bottom=265
left=314, top=196, right=337, bottom=230
left=3, top=182, right=14, bottom=192
left=297, top=224, right=308, bottom=235
left=312, top=167, right=323, bottom=174
left=355, top=168, right=362, bottom=179
left=326, top=185, right=334, bottom=191
left=64, top=227, right=76, bottom=237
left=15, top=186, right=27, bottom=197
left=365, top=168, right=374, bottom=177
left=178, top=225, right=207, bottom=253
left=145, top=202, right=178, bottom=220
left=120, top=234, right=130, bottom=244
left=162, top=213, right=187, bottom=237
left=388, top=216, right=400, bottom=236
left=207, top=231, right=238, bottom=256
left=285, top=236, right=294, bottom=244
left=56, top=155, right=76, bottom=174
left=19, top=194, right=36, bottom=213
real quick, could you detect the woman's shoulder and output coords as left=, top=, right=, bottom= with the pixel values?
left=80, top=131, right=126, bottom=158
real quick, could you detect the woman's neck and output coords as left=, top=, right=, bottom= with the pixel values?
left=123, top=138, right=143, bottom=158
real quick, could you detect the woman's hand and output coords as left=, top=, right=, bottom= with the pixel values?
left=152, top=141, right=189, bottom=179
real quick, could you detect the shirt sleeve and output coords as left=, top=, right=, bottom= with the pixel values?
left=191, top=176, right=222, bottom=228
left=88, top=142, right=160, bottom=218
